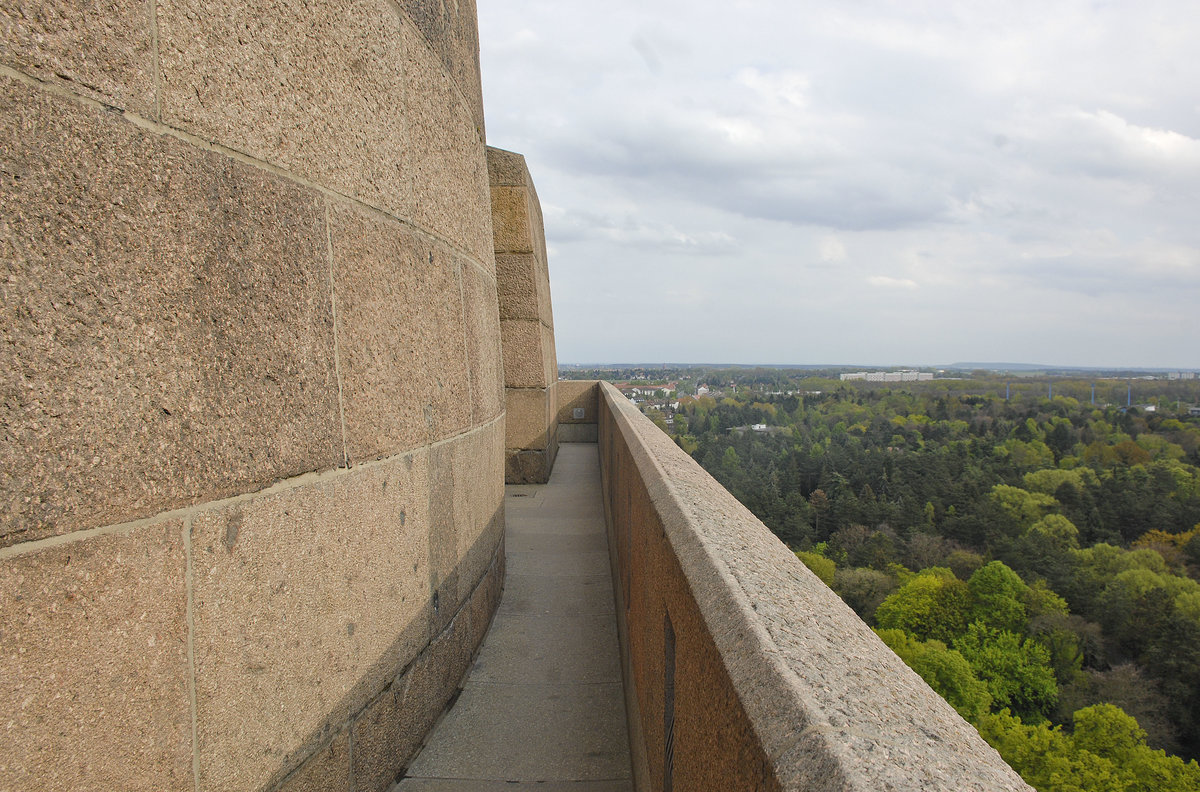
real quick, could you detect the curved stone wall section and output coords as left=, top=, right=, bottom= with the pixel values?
left=597, top=382, right=1033, bottom=791
left=0, top=2, right=504, bottom=790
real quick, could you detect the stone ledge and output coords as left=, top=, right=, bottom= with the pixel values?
left=597, top=382, right=1032, bottom=792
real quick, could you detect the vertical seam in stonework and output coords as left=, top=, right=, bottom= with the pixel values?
left=148, top=0, right=161, bottom=121
left=325, top=200, right=351, bottom=468
left=346, top=723, right=357, bottom=792
left=183, top=516, right=200, bottom=792
left=455, top=258, right=477, bottom=424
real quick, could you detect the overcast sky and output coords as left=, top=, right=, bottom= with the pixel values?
left=477, top=1, right=1200, bottom=369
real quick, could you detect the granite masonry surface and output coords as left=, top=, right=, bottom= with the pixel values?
left=596, top=382, right=1034, bottom=791
left=488, top=146, right=559, bottom=483
left=1, top=1, right=506, bottom=789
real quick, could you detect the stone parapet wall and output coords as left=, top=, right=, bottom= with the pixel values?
left=596, top=382, right=1033, bottom=791
left=487, top=146, right=559, bottom=482
left=557, top=380, right=600, bottom=443
left=0, top=2, right=504, bottom=790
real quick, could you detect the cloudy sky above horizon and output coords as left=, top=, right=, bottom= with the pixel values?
left=477, top=1, right=1200, bottom=369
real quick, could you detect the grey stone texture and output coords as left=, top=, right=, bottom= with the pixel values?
left=0, top=78, right=342, bottom=547
left=597, top=382, right=1033, bottom=791
left=0, top=522, right=192, bottom=792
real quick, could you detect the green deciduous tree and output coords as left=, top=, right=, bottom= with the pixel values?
left=954, top=622, right=1059, bottom=722
left=873, top=567, right=971, bottom=643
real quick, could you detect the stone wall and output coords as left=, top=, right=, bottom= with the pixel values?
left=595, top=382, right=1033, bottom=792
left=557, top=380, right=600, bottom=443
left=0, top=2, right=505, bottom=790
left=487, top=147, right=559, bottom=482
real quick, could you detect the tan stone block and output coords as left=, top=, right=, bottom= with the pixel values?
left=527, top=180, right=550, bottom=277
left=276, top=730, right=351, bottom=792
left=486, top=146, right=529, bottom=187
left=329, top=202, right=471, bottom=463
left=402, top=22, right=493, bottom=266
left=455, top=422, right=505, bottom=594
left=158, top=0, right=407, bottom=212
left=490, top=185, right=534, bottom=254
left=535, top=248, right=555, bottom=330
left=506, top=387, right=552, bottom=451
left=431, top=423, right=505, bottom=614
left=427, top=439, right=459, bottom=636
left=350, top=686, right=407, bottom=792
left=190, top=453, right=431, bottom=792
left=505, top=448, right=549, bottom=485
left=558, top=380, right=600, bottom=424
left=0, top=79, right=342, bottom=546
left=461, top=263, right=504, bottom=424
left=500, top=319, right=549, bottom=388
left=0, top=522, right=191, bottom=791
left=0, top=0, right=156, bottom=114
left=495, top=253, right=540, bottom=321
left=542, top=321, right=559, bottom=386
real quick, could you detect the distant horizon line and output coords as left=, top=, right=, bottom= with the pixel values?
left=558, top=361, right=1200, bottom=373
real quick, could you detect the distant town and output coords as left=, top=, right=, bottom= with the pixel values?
left=561, top=365, right=1200, bottom=429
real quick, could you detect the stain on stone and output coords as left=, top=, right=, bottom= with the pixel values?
left=399, top=509, right=406, bottom=527
left=224, top=508, right=243, bottom=551
left=345, top=622, right=356, bottom=636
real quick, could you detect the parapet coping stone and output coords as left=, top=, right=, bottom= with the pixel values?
left=598, top=382, right=1032, bottom=792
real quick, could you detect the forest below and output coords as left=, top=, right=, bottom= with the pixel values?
left=636, top=368, right=1200, bottom=791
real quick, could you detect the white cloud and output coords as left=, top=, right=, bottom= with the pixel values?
left=479, top=0, right=1200, bottom=367
left=868, top=275, right=919, bottom=290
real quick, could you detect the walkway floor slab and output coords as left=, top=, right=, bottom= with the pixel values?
left=395, top=444, right=632, bottom=791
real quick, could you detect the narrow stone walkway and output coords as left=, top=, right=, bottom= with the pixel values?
left=394, top=443, right=633, bottom=791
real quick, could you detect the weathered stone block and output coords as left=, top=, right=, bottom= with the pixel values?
left=456, top=422, right=505, bottom=595
left=190, top=453, right=431, bottom=792
left=393, top=0, right=485, bottom=140
left=485, top=146, right=529, bottom=186
left=558, top=380, right=600, bottom=424
left=0, top=522, right=191, bottom=792
left=428, top=423, right=502, bottom=636
left=350, top=686, right=406, bottom=792
left=489, top=185, right=534, bottom=254
left=542, top=322, right=559, bottom=386
left=329, top=202, right=471, bottom=463
left=506, top=387, right=552, bottom=451
left=158, top=0, right=407, bottom=213
left=0, top=78, right=342, bottom=546
left=495, top=253, right=540, bottom=321
left=461, top=263, right=505, bottom=424
left=276, top=730, right=351, bottom=792
left=157, top=0, right=490, bottom=264
left=402, top=22, right=493, bottom=266
left=0, top=0, right=156, bottom=114
left=506, top=448, right=550, bottom=485
left=500, top=319, right=550, bottom=389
